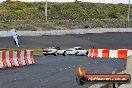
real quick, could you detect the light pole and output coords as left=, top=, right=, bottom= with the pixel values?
left=128, top=0, right=131, bottom=24
left=45, top=0, right=48, bottom=22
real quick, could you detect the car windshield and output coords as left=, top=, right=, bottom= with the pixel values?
left=78, top=48, right=83, bottom=50
left=74, top=47, right=82, bottom=50
left=66, top=50, right=73, bottom=51
left=48, top=47, right=55, bottom=49
left=56, top=47, right=61, bottom=50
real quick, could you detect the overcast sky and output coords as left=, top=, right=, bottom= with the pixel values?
left=0, top=0, right=131, bottom=4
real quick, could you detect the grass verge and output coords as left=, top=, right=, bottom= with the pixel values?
left=0, top=48, right=43, bottom=56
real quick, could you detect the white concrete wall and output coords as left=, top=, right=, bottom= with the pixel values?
left=1, top=28, right=132, bottom=37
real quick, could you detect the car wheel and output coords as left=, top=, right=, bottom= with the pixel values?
left=86, top=51, right=89, bottom=55
left=76, top=52, right=79, bottom=56
left=44, top=54, right=47, bottom=56
left=63, top=51, right=67, bottom=56
left=76, top=76, right=86, bottom=85
left=54, top=52, right=57, bottom=56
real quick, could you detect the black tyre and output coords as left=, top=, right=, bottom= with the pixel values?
left=44, top=54, right=47, bottom=56
left=86, top=51, right=89, bottom=55
left=76, top=76, right=86, bottom=85
left=54, top=52, right=57, bottom=56
left=63, top=51, right=66, bottom=56
left=76, top=52, right=79, bottom=56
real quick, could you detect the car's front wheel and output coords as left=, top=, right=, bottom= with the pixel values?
left=44, top=54, right=47, bottom=56
left=63, top=51, right=67, bottom=56
left=86, top=51, right=89, bottom=55
left=54, top=52, right=58, bottom=56
left=76, top=52, right=79, bottom=56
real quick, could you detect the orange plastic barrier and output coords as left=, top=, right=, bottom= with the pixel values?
left=17, top=50, right=22, bottom=66
left=87, top=48, right=132, bottom=59
left=102, top=49, right=109, bottom=58
left=9, top=51, right=15, bottom=67
left=93, top=49, right=98, bottom=58
left=89, top=49, right=93, bottom=57
left=24, top=51, right=29, bottom=65
left=2, top=51, right=8, bottom=68
left=0, top=50, right=35, bottom=68
left=30, top=51, right=35, bottom=64
left=118, top=50, right=127, bottom=59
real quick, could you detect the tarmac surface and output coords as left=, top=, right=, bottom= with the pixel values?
left=0, top=32, right=131, bottom=88
left=1, top=32, right=132, bottom=49
left=0, top=56, right=126, bottom=88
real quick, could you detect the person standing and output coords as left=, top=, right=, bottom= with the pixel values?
left=10, top=28, right=19, bottom=47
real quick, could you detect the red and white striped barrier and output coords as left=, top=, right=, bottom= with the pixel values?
left=87, top=49, right=132, bottom=59
left=0, top=50, right=35, bottom=68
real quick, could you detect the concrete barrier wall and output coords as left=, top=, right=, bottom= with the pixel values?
left=0, top=50, right=35, bottom=68
left=1, top=28, right=132, bottom=37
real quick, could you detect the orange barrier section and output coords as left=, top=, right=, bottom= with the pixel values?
left=9, top=51, right=15, bottom=67
left=88, top=48, right=132, bottom=59
left=24, top=51, right=29, bottom=65
left=118, top=50, right=127, bottom=59
left=2, top=51, right=8, bottom=68
left=102, top=49, right=110, bottom=58
left=17, top=50, right=22, bottom=66
left=93, top=49, right=98, bottom=58
left=30, top=51, right=35, bottom=64
left=0, top=50, right=35, bottom=68
left=89, top=49, right=93, bottom=57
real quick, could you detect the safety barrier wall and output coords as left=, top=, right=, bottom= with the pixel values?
left=0, top=50, right=35, bottom=68
left=88, top=49, right=132, bottom=59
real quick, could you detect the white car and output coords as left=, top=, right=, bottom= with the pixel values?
left=43, top=47, right=66, bottom=56
left=65, top=47, right=88, bottom=56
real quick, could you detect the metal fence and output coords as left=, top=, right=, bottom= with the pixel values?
left=0, top=19, right=132, bottom=30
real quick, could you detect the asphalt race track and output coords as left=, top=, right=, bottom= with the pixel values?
left=0, top=33, right=131, bottom=88
left=1, top=32, right=132, bottom=48
left=0, top=56, right=126, bottom=88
